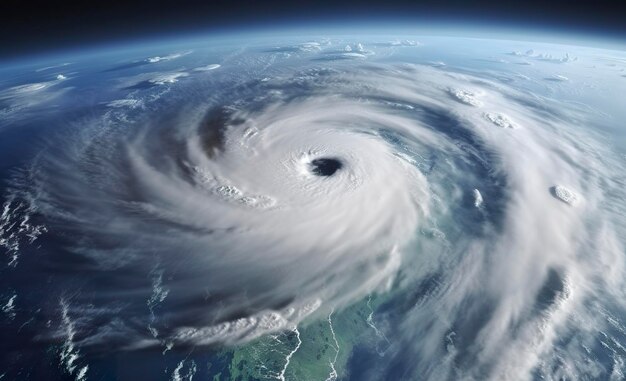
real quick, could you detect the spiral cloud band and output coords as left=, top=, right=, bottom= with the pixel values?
left=1, top=38, right=625, bottom=381
left=30, top=64, right=439, bottom=347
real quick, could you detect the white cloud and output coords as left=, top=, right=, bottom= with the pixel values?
left=193, top=64, right=221, bottom=71
left=145, top=50, right=192, bottom=63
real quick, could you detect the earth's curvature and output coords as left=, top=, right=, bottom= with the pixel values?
left=1, top=32, right=626, bottom=381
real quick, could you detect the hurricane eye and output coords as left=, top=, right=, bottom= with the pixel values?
left=309, top=158, right=343, bottom=177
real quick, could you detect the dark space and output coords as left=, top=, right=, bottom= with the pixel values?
left=2, top=0, right=625, bottom=59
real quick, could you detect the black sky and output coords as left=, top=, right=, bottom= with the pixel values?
left=2, top=0, right=626, bottom=59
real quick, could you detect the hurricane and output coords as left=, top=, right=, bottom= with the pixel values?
left=1, top=35, right=626, bottom=380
